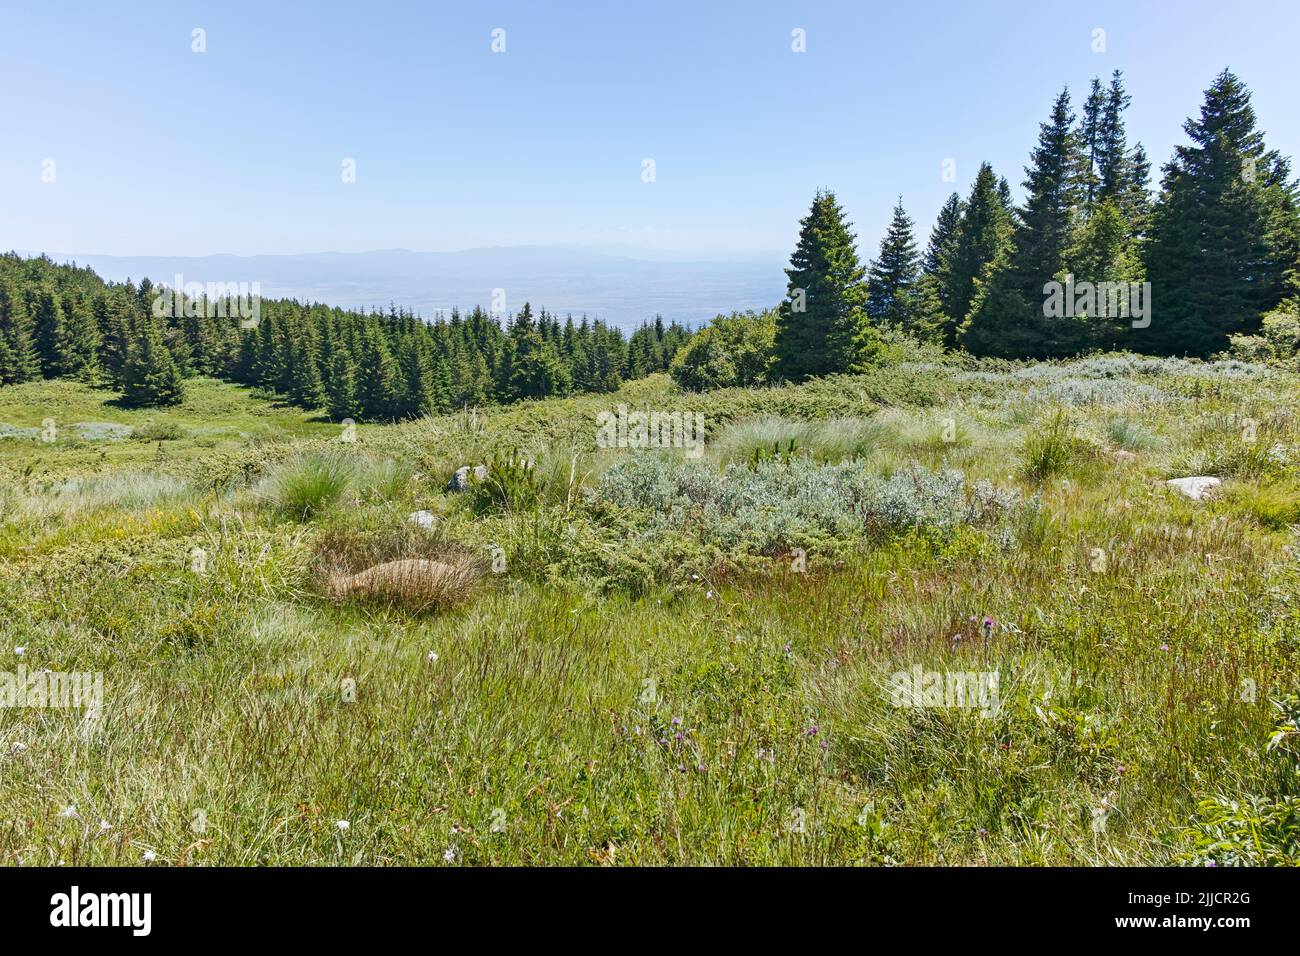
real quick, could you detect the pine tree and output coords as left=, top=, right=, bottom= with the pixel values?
left=121, top=319, right=185, bottom=407
left=0, top=275, right=40, bottom=384
left=1143, top=69, right=1300, bottom=355
left=773, top=189, right=878, bottom=380
left=944, top=163, right=1014, bottom=345
left=325, top=337, right=358, bottom=420
left=865, top=199, right=923, bottom=330
left=962, top=91, right=1081, bottom=357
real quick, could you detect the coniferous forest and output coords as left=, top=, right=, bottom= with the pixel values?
left=3, top=69, right=1297, bottom=410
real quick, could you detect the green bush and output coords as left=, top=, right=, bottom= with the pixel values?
left=670, top=310, right=776, bottom=391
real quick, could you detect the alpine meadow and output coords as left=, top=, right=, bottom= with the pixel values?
left=2, top=3, right=1299, bottom=899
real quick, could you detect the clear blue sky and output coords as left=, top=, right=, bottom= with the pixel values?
left=2, top=0, right=1297, bottom=260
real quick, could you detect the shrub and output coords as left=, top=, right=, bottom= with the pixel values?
left=592, top=454, right=1019, bottom=557
left=130, top=419, right=188, bottom=442
left=466, top=451, right=543, bottom=515
left=1222, top=306, right=1300, bottom=371
left=1104, top=416, right=1160, bottom=452
left=670, top=310, right=776, bottom=391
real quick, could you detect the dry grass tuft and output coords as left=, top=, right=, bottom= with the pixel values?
left=325, top=557, right=481, bottom=612
left=312, top=524, right=484, bottom=612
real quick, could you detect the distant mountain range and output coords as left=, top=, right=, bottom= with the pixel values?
left=22, top=246, right=788, bottom=332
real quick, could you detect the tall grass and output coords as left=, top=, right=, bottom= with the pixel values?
left=262, top=449, right=356, bottom=520
left=711, top=415, right=892, bottom=464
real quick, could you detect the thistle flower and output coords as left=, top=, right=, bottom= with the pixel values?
left=335, top=820, right=350, bottom=832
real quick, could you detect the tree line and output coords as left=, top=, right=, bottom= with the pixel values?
left=671, top=67, right=1300, bottom=388
left=0, top=252, right=691, bottom=415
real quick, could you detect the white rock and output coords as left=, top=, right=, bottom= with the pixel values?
left=1166, top=476, right=1221, bottom=501
left=408, top=510, right=437, bottom=528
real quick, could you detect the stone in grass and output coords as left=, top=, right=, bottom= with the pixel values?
left=408, top=510, right=437, bottom=529
left=1166, top=476, right=1221, bottom=501
left=446, top=464, right=489, bottom=492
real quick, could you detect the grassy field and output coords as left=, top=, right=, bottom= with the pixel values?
left=1, top=356, right=1298, bottom=866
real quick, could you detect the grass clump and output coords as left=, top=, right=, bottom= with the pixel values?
left=1104, top=416, right=1161, bottom=452
left=262, top=448, right=356, bottom=520
left=312, top=521, right=483, bottom=613
left=1019, top=409, right=1090, bottom=482
left=711, top=415, right=891, bottom=464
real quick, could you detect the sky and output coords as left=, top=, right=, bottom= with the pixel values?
left=2, top=0, right=1298, bottom=262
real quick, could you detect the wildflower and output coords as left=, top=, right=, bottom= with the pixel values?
left=426, top=651, right=438, bottom=663
left=696, top=764, right=706, bottom=773
left=1160, top=643, right=1170, bottom=652
left=443, top=847, right=456, bottom=863
left=1117, top=764, right=1127, bottom=776
left=674, top=732, right=683, bottom=742
left=982, top=617, right=996, bottom=639
left=706, top=589, right=714, bottom=599
left=98, top=820, right=111, bottom=833
left=805, top=725, right=819, bottom=737
left=59, top=806, right=78, bottom=819
left=820, top=740, right=828, bottom=751
left=335, top=820, right=350, bottom=832
left=978, top=828, right=989, bottom=837
left=11, top=742, right=27, bottom=753
left=142, top=850, right=157, bottom=862
left=671, top=717, right=682, bottom=727
left=678, top=765, right=686, bottom=773
left=14, top=646, right=25, bottom=656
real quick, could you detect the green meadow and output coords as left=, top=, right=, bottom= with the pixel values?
left=1, top=356, right=1297, bottom=865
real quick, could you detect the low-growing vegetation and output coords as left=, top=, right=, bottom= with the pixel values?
left=1, top=354, right=1296, bottom=866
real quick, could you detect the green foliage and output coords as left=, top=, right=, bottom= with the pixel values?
left=1019, top=409, right=1084, bottom=481
left=466, top=450, right=543, bottom=516
left=121, top=319, right=185, bottom=408
left=670, top=310, right=776, bottom=391
left=262, top=448, right=356, bottom=520
left=774, top=190, right=881, bottom=381
left=865, top=199, right=924, bottom=331
left=1143, top=69, right=1300, bottom=356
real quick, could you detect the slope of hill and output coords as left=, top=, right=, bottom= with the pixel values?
left=0, top=356, right=1297, bottom=865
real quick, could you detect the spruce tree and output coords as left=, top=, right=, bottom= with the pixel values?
left=963, top=91, right=1081, bottom=357
left=944, top=163, right=1014, bottom=344
left=865, top=199, right=923, bottom=330
left=773, top=189, right=877, bottom=380
left=1144, top=69, right=1300, bottom=354
left=0, top=275, right=40, bottom=384
left=121, top=319, right=185, bottom=407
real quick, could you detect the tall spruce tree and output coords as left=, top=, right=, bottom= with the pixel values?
left=962, top=92, right=1081, bottom=357
left=943, top=163, right=1014, bottom=345
left=773, top=189, right=878, bottom=380
left=1143, top=69, right=1300, bottom=355
left=865, top=198, right=923, bottom=330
